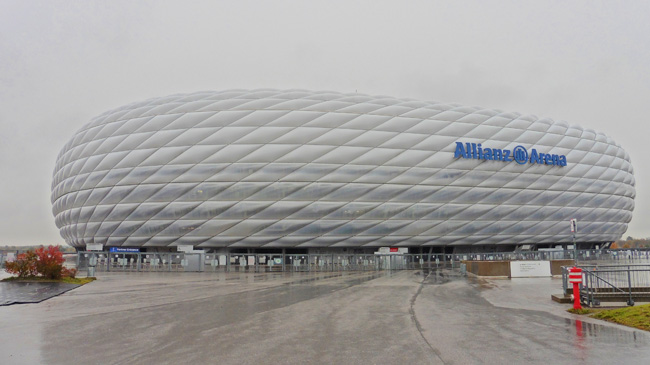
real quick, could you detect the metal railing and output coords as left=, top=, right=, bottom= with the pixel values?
left=74, top=252, right=473, bottom=274
left=562, top=264, right=650, bottom=306
left=64, top=248, right=650, bottom=275
left=465, top=249, right=650, bottom=263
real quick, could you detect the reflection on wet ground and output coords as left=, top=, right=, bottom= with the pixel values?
left=416, top=269, right=650, bottom=364
left=1, top=269, right=650, bottom=364
left=421, top=268, right=466, bottom=286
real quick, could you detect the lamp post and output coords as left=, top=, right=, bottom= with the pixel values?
left=571, top=219, right=578, bottom=266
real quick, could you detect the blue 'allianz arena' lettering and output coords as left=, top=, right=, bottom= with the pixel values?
left=454, top=142, right=567, bottom=167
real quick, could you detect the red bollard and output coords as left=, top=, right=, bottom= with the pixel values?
left=568, top=267, right=583, bottom=310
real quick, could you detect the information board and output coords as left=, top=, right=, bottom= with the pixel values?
left=510, top=261, right=551, bottom=277
left=177, top=245, right=194, bottom=253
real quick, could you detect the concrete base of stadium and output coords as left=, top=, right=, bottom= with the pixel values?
left=2, top=270, right=650, bottom=364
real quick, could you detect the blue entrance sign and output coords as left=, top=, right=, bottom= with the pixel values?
left=454, top=142, right=567, bottom=167
left=109, top=247, right=140, bottom=253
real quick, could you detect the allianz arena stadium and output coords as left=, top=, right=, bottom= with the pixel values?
left=51, top=89, right=635, bottom=253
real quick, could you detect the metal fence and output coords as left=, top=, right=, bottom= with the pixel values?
left=74, top=251, right=476, bottom=274
left=562, top=264, right=650, bottom=306
left=463, top=249, right=650, bottom=263
left=70, top=248, right=650, bottom=274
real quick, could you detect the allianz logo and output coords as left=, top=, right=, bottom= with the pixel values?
left=454, top=142, right=567, bottom=167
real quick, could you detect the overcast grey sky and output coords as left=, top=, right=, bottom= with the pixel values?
left=1, top=0, right=649, bottom=246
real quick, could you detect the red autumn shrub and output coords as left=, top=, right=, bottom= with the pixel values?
left=34, top=246, right=65, bottom=279
left=62, top=267, right=77, bottom=279
left=5, top=246, right=69, bottom=279
left=4, top=251, right=38, bottom=277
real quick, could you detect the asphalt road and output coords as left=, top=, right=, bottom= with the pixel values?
left=1, top=270, right=649, bottom=364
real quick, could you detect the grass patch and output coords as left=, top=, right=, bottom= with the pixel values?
left=592, top=304, right=650, bottom=331
left=567, top=308, right=594, bottom=315
left=2, top=276, right=96, bottom=285
left=61, top=277, right=96, bottom=285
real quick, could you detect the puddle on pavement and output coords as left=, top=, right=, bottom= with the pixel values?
left=566, top=317, right=650, bottom=349
left=421, top=268, right=466, bottom=286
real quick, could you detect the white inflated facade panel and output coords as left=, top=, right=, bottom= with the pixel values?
left=51, top=90, right=635, bottom=249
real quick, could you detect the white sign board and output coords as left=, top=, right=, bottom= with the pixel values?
left=376, top=247, right=409, bottom=255
left=177, top=245, right=194, bottom=253
left=510, top=261, right=551, bottom=278
left=86, top=243, right=103, bottom=251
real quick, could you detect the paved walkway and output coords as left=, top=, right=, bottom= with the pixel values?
left=1, top=270, right=649, bottom=364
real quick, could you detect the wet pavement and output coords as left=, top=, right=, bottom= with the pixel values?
left=416, top=271, right=650, bottom=364
left=0, top=282, right=81, bottom=306
left=1, top=270, right=649, bottom=364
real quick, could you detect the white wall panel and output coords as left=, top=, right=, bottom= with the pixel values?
left=52, top=89, right=635, bottom=249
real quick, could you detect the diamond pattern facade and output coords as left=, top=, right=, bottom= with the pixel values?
left=51, top=90, right=635, bottom=250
